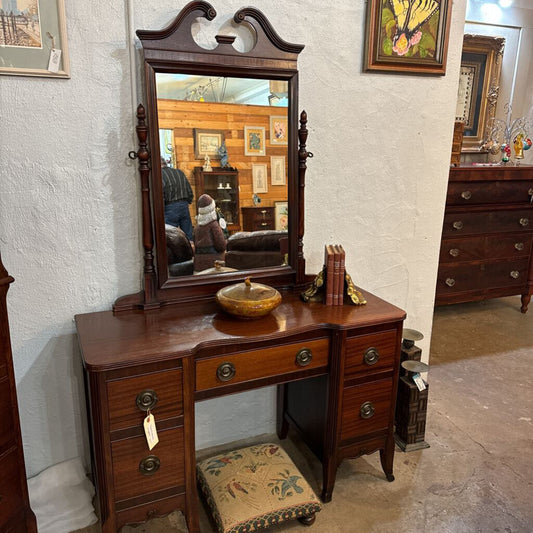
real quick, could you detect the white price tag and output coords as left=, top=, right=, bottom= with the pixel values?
left=143, top=412, right=159, bottom=450
left=48, top=49, right=62, bottom=72
left=412, top=372, right=427, bottom=391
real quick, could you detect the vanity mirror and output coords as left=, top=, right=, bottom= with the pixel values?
left=116, top=1, right=310, bottom=310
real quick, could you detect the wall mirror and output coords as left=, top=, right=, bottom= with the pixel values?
left=116, top=1, right=309, bottom=310
left=456, top=34, right=505, bottom=153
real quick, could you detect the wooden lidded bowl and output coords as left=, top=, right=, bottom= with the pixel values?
left=215, top=278, right=282, bottom=319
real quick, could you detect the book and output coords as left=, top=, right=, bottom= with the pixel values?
left=325, top=244, right=335, bottom=306
left=332, top=245, right=341, bottom=306
left=338, top=244, right=346, bottom=305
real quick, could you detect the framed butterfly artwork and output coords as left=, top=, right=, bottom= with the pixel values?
left=364, top=0, right=453, bottom=75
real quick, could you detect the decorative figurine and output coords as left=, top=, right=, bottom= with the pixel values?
left=203, top=154, right=212, bottom=172
left=218, top=141, right=230, bottom=168
left=193, top=194, right=226, bottom=272
left=514, top=134, right=524, bottom=159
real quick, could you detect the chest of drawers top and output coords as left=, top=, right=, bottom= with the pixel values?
left=447, top=165, right=533, bottom=205
left=75, top=290, right=405, bottom=372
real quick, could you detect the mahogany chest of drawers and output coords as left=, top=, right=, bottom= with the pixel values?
left=76, top=290, right=405, bottom=532
left=435, top=166, right=533, bottom=312
left=241, top=206, right=275, bottom=231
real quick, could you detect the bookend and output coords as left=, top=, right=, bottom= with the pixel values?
left=301, top=268, right=367, bottom=305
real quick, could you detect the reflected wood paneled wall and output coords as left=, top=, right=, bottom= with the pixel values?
left=158, top=100, right=288, bottom=229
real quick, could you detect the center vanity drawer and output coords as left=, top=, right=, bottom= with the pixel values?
left=446, top=181, right=533, bottom=206
left=340, top=378, right=393, bottom=442
left=442, top=209, right=533, bottom=237
left=195, top=338, right=329, bottom=392
left=344, top=330, right=397, bottom=381
left=107, top=369, right=183, bottom=432
left=111, top=426, right=185, bottom=503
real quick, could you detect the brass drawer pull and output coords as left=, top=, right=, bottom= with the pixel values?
left=445, top=278, right=456, bottom=287
left=461, top=190, right=472, bottom=200
left=452, top=221, right=463, bottom=230
left=139, top=455, right=160, bottom=476
left=360, top=401, right=375, bottom=419
left=363, top=347, right=379, bottom=366
left=136, top=389, right=159, bottom=412
left=449, top=248, right=460, bottom=257
left=519, top=218, right=529, bottom=227
left=216, top=362, right=236, bottom=382
left=515, top=242, right=525, bottom=251
left=510, top=270, right=520, bottom=279
left=295, top=348, right=313, bottom=367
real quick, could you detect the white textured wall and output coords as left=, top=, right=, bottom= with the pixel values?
left=0, top=0, right=471, bottom=476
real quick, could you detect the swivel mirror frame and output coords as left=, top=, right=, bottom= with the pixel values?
left=115, top=1, right=311, bottom=311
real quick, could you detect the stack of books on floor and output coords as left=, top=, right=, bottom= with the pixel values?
left=324, top=244, right=345, bottom=306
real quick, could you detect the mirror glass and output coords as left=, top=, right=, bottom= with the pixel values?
left=155, top=73, right=290, bottom=277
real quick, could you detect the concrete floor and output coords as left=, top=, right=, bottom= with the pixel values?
left=74, top=296, right=533, bottom=532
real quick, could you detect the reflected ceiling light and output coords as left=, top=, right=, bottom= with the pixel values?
left=498, top=0, right=513, bottom=7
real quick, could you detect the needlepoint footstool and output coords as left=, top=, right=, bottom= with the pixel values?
left=197, top=443, right=322, bottom=533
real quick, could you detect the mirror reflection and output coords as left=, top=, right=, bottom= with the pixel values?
left=156, top=73, right=290, bottom=277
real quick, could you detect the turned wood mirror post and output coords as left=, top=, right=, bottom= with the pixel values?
left=115, top=1, right=310, bottom=311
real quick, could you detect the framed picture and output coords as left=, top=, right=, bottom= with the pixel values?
left=274, top=201, right=289, bottom=231
left=456, top=35, right=505, bottom=153
left=252, top=163, right=268, bottom=193
left=244, top=126, right=266, bottom=156
left=270, top=156, right=286, bottom=186
left=194, top=129, right=224, bottom=160
left=269, top=115, right=288, bottom=145
left=364, top=0, right=453, bottom=75
left=0, top=0, right=70, bottom=78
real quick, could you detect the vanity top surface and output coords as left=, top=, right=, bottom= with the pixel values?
left=76, top=289, right=405, bottom=371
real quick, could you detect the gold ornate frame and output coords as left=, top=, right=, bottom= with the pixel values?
left=457, top=35, right=505, bottom=153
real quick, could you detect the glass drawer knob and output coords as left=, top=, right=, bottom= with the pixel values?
left=136, top=389, right=159, bottom=412
left=139, top=455, right=160, bottom=476
left=515, top=242, right=525, bottom=251
left=510, top=270, right=520, bottom=279
left=445, top=278, right=456, bottom=287
left=449, top=248, right=460, bottom=257
left=461, top=191, right=472, bottom=200
left=295, top=348, right=313, bottom=367
left=363, top=347, right=379, bottom=365
left=360, top=401, right=375, bottom=419
left=217, top=362, right=236, bottom=382
left=452, top=221, right=464, bottom=230
left=519, top=218, right=529, bottom=227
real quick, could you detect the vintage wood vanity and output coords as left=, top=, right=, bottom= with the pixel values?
left=75, top=3, right=405, bottom=532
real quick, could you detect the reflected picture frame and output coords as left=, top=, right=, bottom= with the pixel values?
left=275, top=201, right=288, bottom=231
left=194, top=129, right=224, bottom=160
left=244, top=126, right=266, bottom=156
left=364, top=0, right=453, bottom=75
left=252, top=163, right=268, bottom=193
left=0, top=0, right=70, bottom=78
left=269, top=115, right=288, bottom=145
left=270, top=156, right=286, bottom=186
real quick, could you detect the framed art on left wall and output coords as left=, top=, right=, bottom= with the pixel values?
left=0, top=0, right=70, bottom=78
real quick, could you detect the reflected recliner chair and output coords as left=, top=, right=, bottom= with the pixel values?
left=224, top=230, right=288, bottom=270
